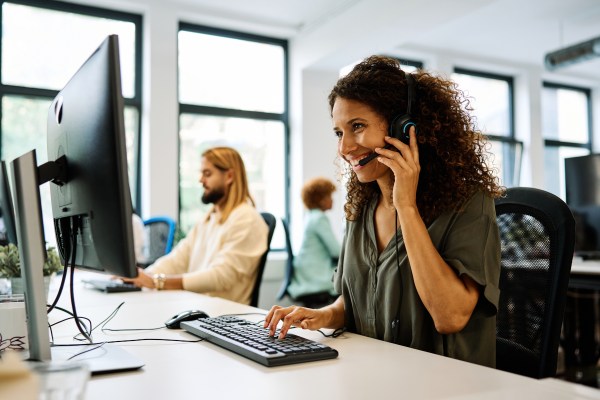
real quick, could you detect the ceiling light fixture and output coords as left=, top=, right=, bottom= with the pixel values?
left=544, top=36, right=600, bottom=70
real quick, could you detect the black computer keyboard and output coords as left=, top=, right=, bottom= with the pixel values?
left=82, top=279, right=142, bottom=293
left=180, top=315, right=338, bottom=367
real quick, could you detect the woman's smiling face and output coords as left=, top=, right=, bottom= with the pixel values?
left=332, top=97, right=390, bottom=182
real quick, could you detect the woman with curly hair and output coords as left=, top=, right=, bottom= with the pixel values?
left=265, top=55, right=503, bottom=367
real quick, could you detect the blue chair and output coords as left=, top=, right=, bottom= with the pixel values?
left=142, top=216, right=176, bottom=267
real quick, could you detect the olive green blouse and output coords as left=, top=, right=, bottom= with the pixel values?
left=333, top=191, right=500, bottom=368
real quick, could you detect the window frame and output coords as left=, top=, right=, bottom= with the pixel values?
left=0, top=0, right=143, bottom=209
left=542, top=81, right=592, bottom=199
left=453, top=67, right=521, bottom=187
left=542, top=81, right=592, bottom=151
left=177, top=23, right=289, bottom=248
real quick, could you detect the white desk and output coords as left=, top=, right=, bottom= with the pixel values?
left=43, top=272, right=598, bottom=400
left=571, top=259, right=600, bottom=274
left=571, top=259, right=600, bottom=290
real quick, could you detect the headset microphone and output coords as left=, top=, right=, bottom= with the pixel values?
left=358, top=144, right=392, bottom=166
left=357, top=74, right=417, bottom=168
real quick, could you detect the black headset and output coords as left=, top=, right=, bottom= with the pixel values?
left=389, top=73, right=417, bottom=144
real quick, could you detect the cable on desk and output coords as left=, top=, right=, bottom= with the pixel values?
left=318, top=327, right=346, bottom=338
left=46, top=264, right=69, bottom=314
left=47, top=217, right=73, bottom=314
left=48, top=306, right=93, bottom=344
left=67, top=342, right=107, bottom=360
left=52, top=338, right=204, bottom=347
left=103, top=338, right=204, bottom=344
left=52, top=337, right=204, bottom=361
left=98, top=302, right=166, bottom=332
left=102, top=327, right=165, bottom=332
left=68, top=217, right=93, bottom=343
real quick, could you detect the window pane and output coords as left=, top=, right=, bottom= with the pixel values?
left=179, top=114, right=285, bottom=248
left=1, top=95, right=54, bottom=246
left=544, top=146, right=590, bottom=200
left=178, top=31, right=284, bottom=113
left=542, top=86, right=589, bottom=143
left=486, top=140, right=521, bottom=188
left=452, top=72, right=511, bottom=136
left=2, top=3, right=137, bottom=98
left=1, top=96, right=51, bottom=163
left=2, top=96, right=139, bottom=246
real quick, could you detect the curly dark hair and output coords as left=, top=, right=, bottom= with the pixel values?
left=302, top=177, right=336, bottom=209
left=329, top=55, right=504, bottom=224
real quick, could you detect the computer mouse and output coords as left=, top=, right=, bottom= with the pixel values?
left=165, top=310, right=210, bottom=329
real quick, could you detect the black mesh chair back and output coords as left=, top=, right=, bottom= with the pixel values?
left=276, top=218, right=294, bottom=300
left=143, top=216, right=176, bottom=266
left=495, top=187, right=575, bottom=378
left=250, top=212, right=277, bottom=307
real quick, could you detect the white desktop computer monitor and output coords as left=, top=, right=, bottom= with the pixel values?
left=10, top=35, right=143, bottom=373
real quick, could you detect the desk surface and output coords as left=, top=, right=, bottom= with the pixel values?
left=569, top=259, right=600, bottom=290
left=572, top=259, right=600, bottom=275
left=42, top=272, right=599, bottom=400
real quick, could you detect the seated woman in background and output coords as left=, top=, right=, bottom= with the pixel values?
left=287, top=177, right=341, bottom=308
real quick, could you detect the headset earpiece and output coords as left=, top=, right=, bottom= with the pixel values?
left=389, top=74, right=417, bottom=144
left=389, top=114, right=416, bottom=144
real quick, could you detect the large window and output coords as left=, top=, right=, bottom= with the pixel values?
left=0, top=0, right=142, bottom=244
left=453, top=68, right=519, bottom=188
left=178, top=24, right=288, bottom=248
left=542, top=82, right=591, bottom=199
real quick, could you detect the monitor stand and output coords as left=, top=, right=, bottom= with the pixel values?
left=50, top=344, right=144, bottom=374
left=10, top=150, right=144, bottom=374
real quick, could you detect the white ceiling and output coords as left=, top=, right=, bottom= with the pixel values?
left=166, top=0, right=600, bottom=81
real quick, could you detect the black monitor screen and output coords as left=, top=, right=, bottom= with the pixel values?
left=565, top=154, right=600, bottom=207
left=46, top=35, right=135, bottom=278
left=565, top=154, right=600, bottom=258
left=0, top=161, right=17, bottom=245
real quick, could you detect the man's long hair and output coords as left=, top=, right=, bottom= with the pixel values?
left=202, top=147, right=255, bottom=223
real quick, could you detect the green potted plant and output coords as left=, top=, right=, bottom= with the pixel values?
left=0, top=243, right=63, bottom=296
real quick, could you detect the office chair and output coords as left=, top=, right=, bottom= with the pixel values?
left=276, top=218, right=294, bottom=301
left=142, top=216, right=177, bottom=267
left=276, top=217, right=337, bottom=308
left=250, top=212, right=277, bottom=308
left=495, top=187, right=575, bottom=379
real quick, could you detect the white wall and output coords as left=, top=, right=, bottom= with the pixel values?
left=140, top=3, right=179, bottom=220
